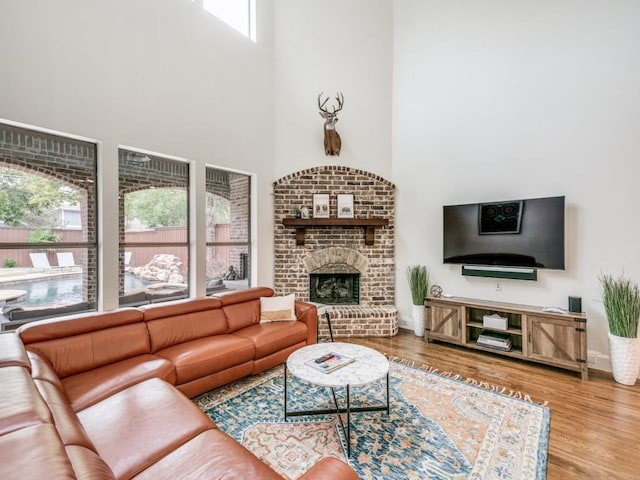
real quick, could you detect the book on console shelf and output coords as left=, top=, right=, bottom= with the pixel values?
left=306, top=351, right=355, bottom=373
left=477, top=330, right=513, bottom=352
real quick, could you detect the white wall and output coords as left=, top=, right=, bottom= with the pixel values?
left=392, top=0, right=640, bottom=362
left=265, top=0, right=394, bottom=288
left=272, top=0, right=394, bottom=179
left=4, top=0, right=637, bottom=365
left=0, top=0, right=276, bottom=307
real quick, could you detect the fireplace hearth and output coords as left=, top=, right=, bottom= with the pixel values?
left=310, top=273, right=360, bottom=305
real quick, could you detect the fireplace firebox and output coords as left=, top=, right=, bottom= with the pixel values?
left=309, top=273, right=360, bottom=305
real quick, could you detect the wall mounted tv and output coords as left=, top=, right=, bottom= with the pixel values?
left=443, top=196, right=565, bottom=270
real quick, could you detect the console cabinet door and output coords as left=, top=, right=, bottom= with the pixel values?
left=527, top=315, right=585, bottom=370
left=426, top=303, right=462, bottom=342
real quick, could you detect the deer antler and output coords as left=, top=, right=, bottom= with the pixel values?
left=332, top=92, right=344, bottom=113
left=318, top=92, right=330, bottom=113
left=318, top=92, right=344, bottom=115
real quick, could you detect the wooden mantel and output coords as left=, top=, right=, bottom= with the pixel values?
left=282, top=218, right=389, bottom=246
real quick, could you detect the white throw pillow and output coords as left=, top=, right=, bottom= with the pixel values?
left=260, top=294, right=296, bottom=323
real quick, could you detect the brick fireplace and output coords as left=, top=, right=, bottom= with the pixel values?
left=273, top=166, right=398, bottom=337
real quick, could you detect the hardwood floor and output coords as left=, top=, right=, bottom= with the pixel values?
left=346, top=330, right=640, bottom=480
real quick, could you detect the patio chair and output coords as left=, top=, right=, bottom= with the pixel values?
left=56, top=252, right=76, bottom=269
left=29, top=252, right=51, bottom=269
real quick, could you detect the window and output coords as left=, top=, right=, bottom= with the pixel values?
left=200, top=0, right=256, bottom=41
left=119, top=149, right=189, bottom=306
left=205, top=167, right=250, bottom=294
left=0, top=122, right=98, bottom=324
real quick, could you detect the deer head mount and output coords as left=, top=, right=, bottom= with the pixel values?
left=318, top=92, right=344, bottom=156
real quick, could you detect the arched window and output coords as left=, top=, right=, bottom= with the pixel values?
left=205, top=167, right=250, bottom=294
left=118, top=149, right=190, bottom=306
left=0, top=122, right=98, bottom=330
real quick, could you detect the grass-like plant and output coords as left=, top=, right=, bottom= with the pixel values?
left=600, top=273, right=640, bottom=338
left=406, top=265, right=429, bottom=305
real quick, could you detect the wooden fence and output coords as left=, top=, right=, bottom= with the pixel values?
left=0, top=225, right=231, bottom=269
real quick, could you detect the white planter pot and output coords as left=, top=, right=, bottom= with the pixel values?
left=412, top=304, right=425, bottom=336
left=608, top=332, right=640, bottom=385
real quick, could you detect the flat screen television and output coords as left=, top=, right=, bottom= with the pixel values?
left=443, top=196, right=565, bottom=270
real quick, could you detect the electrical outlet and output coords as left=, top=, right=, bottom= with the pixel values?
left=495, top=283, right=502, bottom=291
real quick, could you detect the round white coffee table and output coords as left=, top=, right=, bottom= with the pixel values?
left=284, top=342, right=390, bottom=456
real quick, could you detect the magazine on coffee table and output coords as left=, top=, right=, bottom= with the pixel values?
left=306, top=351, right=355, bottom=373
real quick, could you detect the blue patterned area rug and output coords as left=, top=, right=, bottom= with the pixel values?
left=194, top=359, right=549, bottom=480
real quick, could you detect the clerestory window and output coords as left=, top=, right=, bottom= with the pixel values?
left=199, top=0, right=256, bottom=41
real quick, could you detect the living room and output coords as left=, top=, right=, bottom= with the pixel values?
left=1, top=1, right=639, bottom=478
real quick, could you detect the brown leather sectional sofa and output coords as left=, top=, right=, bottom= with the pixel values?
left=0, top=287, right=358, bottom=480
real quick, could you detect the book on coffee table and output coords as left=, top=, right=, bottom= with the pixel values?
left=306, top=351, right=355, bottom=373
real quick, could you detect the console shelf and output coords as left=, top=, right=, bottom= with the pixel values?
left=424, top=296, right=588, bottom=380
left=282, top=218, right=389, bottom=246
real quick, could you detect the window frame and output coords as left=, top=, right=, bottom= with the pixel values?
left=118, top=147, right=191, bottom=303
left=205, top=165, right=251, bottom=286
left=0, top=119, right=99, bottom=313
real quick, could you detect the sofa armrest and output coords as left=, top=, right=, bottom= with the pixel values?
left=295, top=301, right=318, bottom=345
left=0, top=333, right=30, bottom=368
left=298, top=457, right=359, bottom=480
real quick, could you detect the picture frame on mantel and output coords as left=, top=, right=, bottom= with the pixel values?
left=337, top=194, right=354, bottom=218
left=313, top=194, right=330, bottom=218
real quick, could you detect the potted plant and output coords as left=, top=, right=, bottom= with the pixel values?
left=600, top=273, right=640, bottom=385
left=406, top=265, right=429, bottom=336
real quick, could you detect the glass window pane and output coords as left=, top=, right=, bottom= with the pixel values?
left=203, top=0, right=251, bottom=38
left=0, top=247, right=95, bottom=310
left=0, top=122, right=98, bottom=325
left=119, top=150, right=189, bottom=304
left=206, top=169, right=250, bottom=244
left=123, top=246, right=189, bottom=299
left=206, top=245, right=249, bottom=292
left=205, top=167, right=250, bottom=292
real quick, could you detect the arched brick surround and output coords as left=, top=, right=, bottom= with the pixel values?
left=303, top=247, right=368, bottom=275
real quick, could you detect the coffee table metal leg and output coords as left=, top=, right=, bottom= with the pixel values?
left=346, top=384, right=351, bottom=456
left=329, top=386, right=351, bottom=456
left=284, top=363, right=288, bottom=420
left=386, top=371, right=390, bottom=415
left=285, top=372, right=388, bottom=457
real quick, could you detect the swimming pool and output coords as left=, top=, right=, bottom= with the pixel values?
left=3, top=273, right=151, bottom=308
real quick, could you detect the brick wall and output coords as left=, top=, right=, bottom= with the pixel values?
left=273, top=166, right=395, bottom=305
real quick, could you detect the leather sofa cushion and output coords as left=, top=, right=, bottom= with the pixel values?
left=78, top=378, right=215, bottom=480
left=140, top=297, right=222, bottom=321
left=174, top=362, right=254, bottom=398
left=0, top=366, right=52, bottom=436
left=26, top=322, right=151, bottom=379
left=146, top=308, right=228, bottom=352
left=65, top=445, right=116, bottom=480
left=155, top=335, right=254, bottom=385
left=18, top=308, right=143, bottom=343
left=234, top=321, right=309, bottom=359
left=298, top=457, right=360, bottom=480
left=63, top=355, right=176, bottom=412
left=0, top=423, right=77, bottom=479
left=34, top=379, right=95, bottom=449
left=131, top=428, right=283, bottom=480
left=27, top=351, right=65, bottom=391
left=223, top=299, right=261, bottom=331
left=214, top=286, right=274, bottom=306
